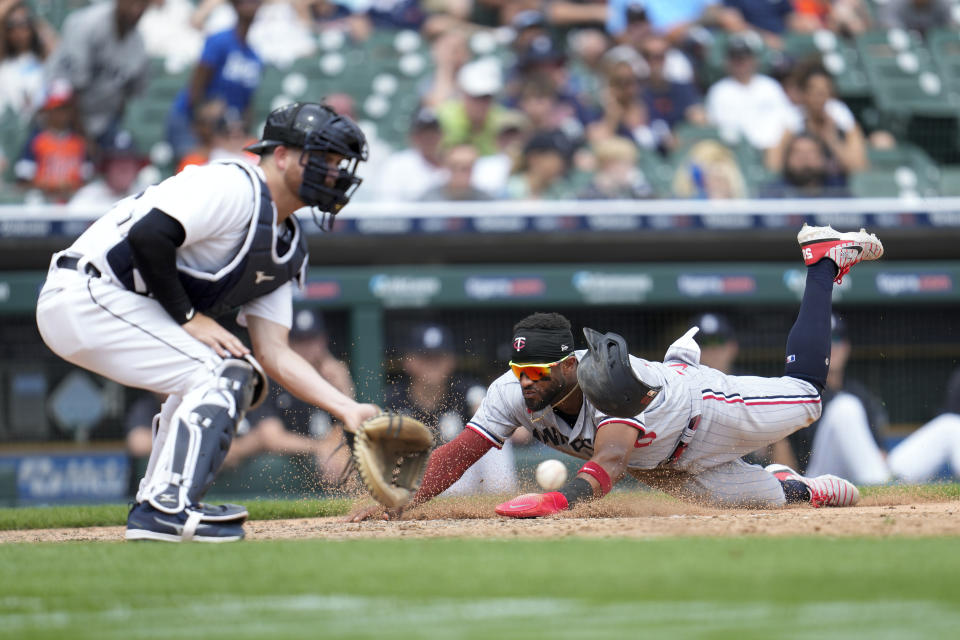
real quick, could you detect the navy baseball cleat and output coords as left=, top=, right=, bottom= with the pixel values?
left=126, top=502, right=245, bottom=542
left=196, top=502, right=248, bottom=523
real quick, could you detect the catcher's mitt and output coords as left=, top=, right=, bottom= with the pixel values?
left=352, top=413, right=434, bottom=509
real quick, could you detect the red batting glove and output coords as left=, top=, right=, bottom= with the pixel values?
left=495, top=492, right=569, bottom=518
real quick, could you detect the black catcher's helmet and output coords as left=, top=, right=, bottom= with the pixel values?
left=576, top=327, right=661, bottom=418
left=245, top=102, right=368, bottom=215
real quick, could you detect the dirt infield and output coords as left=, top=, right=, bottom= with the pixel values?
left=2, top=492, right=958, bottom=543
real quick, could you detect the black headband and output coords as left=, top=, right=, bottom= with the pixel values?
left=510, top=327, right=574, bottom=364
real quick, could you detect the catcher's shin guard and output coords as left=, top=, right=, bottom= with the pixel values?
left=141, top=359, right=260, bottom=514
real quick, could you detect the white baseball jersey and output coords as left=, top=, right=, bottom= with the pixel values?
left=467, top=329, right=824, bottom=507
left=37, top=161, right=294, bottom=397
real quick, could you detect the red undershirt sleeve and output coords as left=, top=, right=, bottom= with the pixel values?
left=411, top=428, right=494, bottom=507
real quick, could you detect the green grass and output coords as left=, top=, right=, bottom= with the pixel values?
left=1, top=537, right=958, bottom=639
left=858, top=482, right=960, bottom=500
left=0, top=498, right=351, bottom=531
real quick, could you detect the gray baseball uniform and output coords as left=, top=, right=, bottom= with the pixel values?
left=468, top=329, right=822, bottom=507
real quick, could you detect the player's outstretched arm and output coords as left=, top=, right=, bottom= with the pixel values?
left=246, top=314, right=379, bottom=432
left=346, top=428, right=494, bottom=522
left=495, top=422, right=637, bottom=518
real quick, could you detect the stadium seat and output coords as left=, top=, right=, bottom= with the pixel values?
left=867, top=144, right=941, bottom=188
left=928, top=28, right=960, bottom=92
left=850, top=167, right=938, bottom=198
left=938, top=167, right=960, bottom=196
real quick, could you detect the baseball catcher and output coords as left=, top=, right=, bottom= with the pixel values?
left=351, top=413, right=434, bottom=508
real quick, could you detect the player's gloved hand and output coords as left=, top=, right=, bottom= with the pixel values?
left=495, top=492, right=569, bottom=518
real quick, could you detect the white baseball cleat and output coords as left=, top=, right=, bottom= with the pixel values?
left=797, top=224, right=883, bottom=284
left=766, top=463, right=860, bottom=508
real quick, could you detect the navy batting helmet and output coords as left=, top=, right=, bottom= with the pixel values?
left=246, top=102, right=368, bottom=214
left=576, top=327, right=661, bottom=418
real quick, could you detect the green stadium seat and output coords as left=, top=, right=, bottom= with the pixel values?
left=928, top=28, right=960, bottom=92
left=867, top=144, right=941, bottom=187
left=850, top=166, right=938, bottom=198
left=938, top=167, right=960, bottom=196
left=828, top=41, right=872, bottom=100
left=871, top=73, right=960, bottom=117
left=637, top=151, right=674, bottom=198
left=855, top=28, right=926, bottom=61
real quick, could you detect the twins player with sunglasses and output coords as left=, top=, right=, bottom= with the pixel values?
left=351, top=224, right=882, bottom=521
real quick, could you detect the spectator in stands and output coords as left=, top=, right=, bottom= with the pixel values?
left=639, top=34, right=707, bottom=133
left=616, top=4, right=696, bottom=84
left=375, top=106, right=446, bottom=201
left=761, top=132, right=850, bottom=198
left=437, top=57, right=510, bottom=156
left=566, top=28, right=611, bottom=116
left=507, top=35, right=596, bottom=140
left=790, top=0, right=871, bottom=37
left=300, top=0, right=371, bottom=42
left=577, top=136, right=653, bottom=199
left=515, top=76, right=583, bottom=144
left=472, top=110, right=532, bottom=198
left=420, top=143, right=493, bottom=201
left=607, top=0, right=742, bottom=46
left=14, top=80, right=93, bottom=203
left=45, top=0, right=150, bottom=149
left=137, top=0, right=205, bottom=70
left=671, top=138, right=748, bottom=198
left=125, top=309, right=358, bottom=490
left=589, top=45, right=669, bottom=153
left=68, top=129, right=148, bottom=213
left=385, top=322, right=519, bottom=496
left=423, top=28, right=471, bottom=109
left=475, top=0, right=606, bottom=31
left=879, top=0, right=955, bottom=37
left=303, top=0, right=365, bottom=31
left=541, top=0, right=608, bottom=30
left=768, top=64, right=867, bottom=176
left=175, top=98, right=226, bottom=172
left=167, top=0, right=263, bottom=160
left=722, top=0, right=800, bottom=50
left=705, top=33, right=796, bottom=150
left=509, top=9, right=550, bottom=56
left=506, top=128, right=575, bottom=199
left=0, top=0, right=57, bottom=119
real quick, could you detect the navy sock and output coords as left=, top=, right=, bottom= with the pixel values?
left=781, top=479, right=811, bottom=504
left=783, top=259, right=836, bottom=391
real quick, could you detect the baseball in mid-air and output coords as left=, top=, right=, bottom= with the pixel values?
left=535, top=459, right=568, bottom=491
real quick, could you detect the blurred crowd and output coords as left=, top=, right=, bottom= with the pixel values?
left=0, top=0, right=957, bottom=206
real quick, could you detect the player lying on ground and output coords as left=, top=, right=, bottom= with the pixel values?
left=350, top=225, right=882, bottom=521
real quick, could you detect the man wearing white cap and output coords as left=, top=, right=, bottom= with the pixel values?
left=436, top=57, right=513, bottom=156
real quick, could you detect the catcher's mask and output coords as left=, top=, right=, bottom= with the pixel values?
left=246, top=102, right=368, bottom=220
left=576, top=327, right=662, bottom=418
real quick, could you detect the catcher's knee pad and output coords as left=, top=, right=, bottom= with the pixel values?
left=216, top=355, right=268, bottom=418
left=141, top=364, right=258, bottom=513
